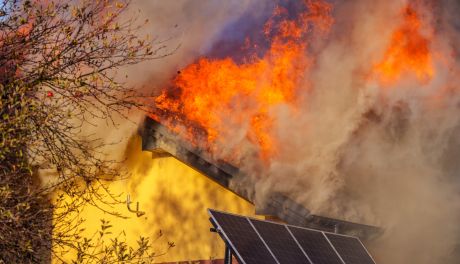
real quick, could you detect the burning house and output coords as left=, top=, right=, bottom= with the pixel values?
left=140, top=117, right=380, bottom=240
left=140, top=117, right=380, bottom=263
left=74, top=0, right=460, bottom=263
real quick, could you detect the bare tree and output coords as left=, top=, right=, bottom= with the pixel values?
left=0, top=0, right=172, bottom=262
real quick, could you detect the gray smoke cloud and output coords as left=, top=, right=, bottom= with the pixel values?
left=124, top=0, right=269, bottom=89
left=95, top=0, right=460, bottom=263
left=85, top=0, right=268, bottom=162
left=251, top=1, right=460, bottom=263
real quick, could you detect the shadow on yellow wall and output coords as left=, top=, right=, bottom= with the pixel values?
left=59, top=135, right=255, bottom=262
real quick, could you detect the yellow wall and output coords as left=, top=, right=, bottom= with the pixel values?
left=59, top=136, right=255, bottom=262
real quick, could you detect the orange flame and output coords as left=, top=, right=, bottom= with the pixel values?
left=152, top=0, right=333, bottom=162
left=374, top=6, right=434, bottom=84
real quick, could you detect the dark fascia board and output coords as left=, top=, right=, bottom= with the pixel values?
left=139, top=117, right=253, bottom=203
left=139, top=116, right=381, bottom=240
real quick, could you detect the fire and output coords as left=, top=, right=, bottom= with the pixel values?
left=152, top=0, right=333, bottom=162
left=374, top=6, right=434, bottom=84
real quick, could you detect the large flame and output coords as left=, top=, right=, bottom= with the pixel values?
left=51, top=1, right=460, bottom=263
left=152, top=0, right=333, bottom=162
left=374, top=6, right=434, bottom=84
left=139, top=1, right=459, bottom=263
left=151, top=2, right=438, bottom=164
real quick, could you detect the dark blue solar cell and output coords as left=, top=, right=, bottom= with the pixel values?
left=209, top=209, right=377, bottom=264
left=325, top=233, right=375, bottom=264
left=210, top=210, right=277, bottom=264
left=288, top=226, right=343, bottom=264
left=250, top=218, right=311, bottom=264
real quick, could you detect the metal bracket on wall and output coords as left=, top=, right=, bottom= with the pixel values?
left=126, top=194, right=145, bottom=217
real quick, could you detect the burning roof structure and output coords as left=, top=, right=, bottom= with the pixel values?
left=134, top=0, right=460, bottom=262
left=140, top=117, right=380, bottom=240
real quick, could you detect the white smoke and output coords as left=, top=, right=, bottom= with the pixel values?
left=251, top=1, right=460, bottom=263
left=85, top=0, right=268, bottom=162
left=109, top=1, right=460, bottom=263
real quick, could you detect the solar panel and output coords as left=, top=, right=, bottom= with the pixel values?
left=210, top=210, right=278, bottom=264
left=249, top=218, right=311, bottom=264
left=325, top=233, right=376, bottom=264
left=208, top=209, right=377, bottom=264
left=288, top=226, right=344, bottom=264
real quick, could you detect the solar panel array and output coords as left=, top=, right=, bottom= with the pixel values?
left=209, top=209, right=376, bottom=264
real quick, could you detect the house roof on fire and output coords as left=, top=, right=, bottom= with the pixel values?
left=139, top=117, right=381, bottom=241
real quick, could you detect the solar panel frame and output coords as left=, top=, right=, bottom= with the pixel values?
left=246, top=218, right=281, bottom=263
left=356, top=238, right=377, bottom=264
left=249, top=218, right=312, bottom=264
left=208, top=209, right=279, bottom=264
left=288, top=225, right=345, bottom=264
left=285, top=225, right=314, bottom=264
left=208, top=209, right=377, bottom=264
left=325, top=232, right=377, bottom=264
left=209, top=215, right=246, bottom=264
left=282, top=221, right=379, bottom=264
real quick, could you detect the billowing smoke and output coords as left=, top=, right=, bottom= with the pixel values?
left=84, top=0, right=267, bottom=161
left=259, top=1, right=460, bottom=263
left=119, top=0, right=460, bottom=263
